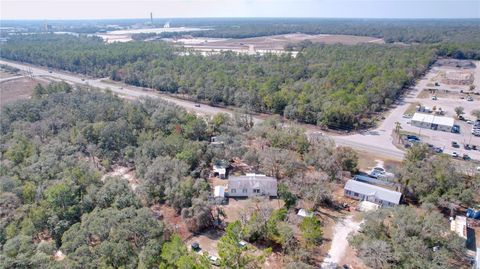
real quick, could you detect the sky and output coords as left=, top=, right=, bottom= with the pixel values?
left=1, top=0, right=479, bottom=20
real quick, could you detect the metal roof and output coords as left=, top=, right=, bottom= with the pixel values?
left=411, top=113, right=454, bottom=127
left=344, top=179, right=402, bottom=205
left=228, top=174, right=277, bottom=195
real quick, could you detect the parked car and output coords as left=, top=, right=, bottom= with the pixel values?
left=238, top=240, right=248, bottom=248
left=432, top=96, right=437, bottom=100
left=452, top=152, right=459, bottom=158
left=434, top=147, right=443, bottom=153
left=467, top=120, right=474, bottom=124
left=463, top=154, right=470, bottom=160
left=452, top=125, right=460, bottom=133
left=451, top=141, right=460, bottom=148
left=209, top=255, right=220, bottom=266
left=464, top=144, right=472, bottom=150
left=369, top=167, right=386, bottom=178
left=467, top=96, right=474, bottom=101
left=191, top=242, right=200, bottom=251
left=194, top=104, right=201, bottom=107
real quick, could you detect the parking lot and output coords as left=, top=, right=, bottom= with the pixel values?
left=376, top=59, right=480, bottom=161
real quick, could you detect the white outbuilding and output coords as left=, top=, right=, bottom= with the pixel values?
left=214, top=186, right=225, bottom=198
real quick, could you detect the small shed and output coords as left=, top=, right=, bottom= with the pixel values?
left=297, top=209, right=314, bottom=218
left=214, top=186, right=225, bottom=198
left=450, top=216, right=467, bottom=239
left=213, top=165, right=227, bottom=179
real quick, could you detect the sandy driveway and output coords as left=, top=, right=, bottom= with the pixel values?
left=321, top=215, right=362, bottom=269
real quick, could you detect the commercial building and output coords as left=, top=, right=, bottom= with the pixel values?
left=410, top=112, right=455, bottom=132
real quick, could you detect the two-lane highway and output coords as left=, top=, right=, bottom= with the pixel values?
left=0, top=59, right=405, bottom=161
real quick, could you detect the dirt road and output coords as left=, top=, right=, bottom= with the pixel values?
left=321, top=215, right=362, bottom=269
left=0, top=59, right=405, bottom=161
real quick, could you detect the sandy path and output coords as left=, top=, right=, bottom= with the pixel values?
left=321, top=215, right=362, bottom=269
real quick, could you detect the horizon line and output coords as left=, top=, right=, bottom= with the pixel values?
left=2, top=17, right=480, bottom=22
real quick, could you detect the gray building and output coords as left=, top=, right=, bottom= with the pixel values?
left=344, top=179, right=402, bottom=207
left=228, top=174, right=277, bottom=197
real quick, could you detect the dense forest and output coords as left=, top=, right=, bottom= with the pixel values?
left=1, top=34, right=441, bottom=129
left=0, top=82, right=219, bottom=268
left=349, top=205, right=469, bottom=269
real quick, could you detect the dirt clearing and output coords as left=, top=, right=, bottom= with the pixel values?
left=0, top=77, right=46, bottom=108
left=179, top=33, right=384, bottom=52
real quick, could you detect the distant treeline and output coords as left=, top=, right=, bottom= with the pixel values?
left=141, top=19, right=480, bottom=44
left=0, top=33, right=476, bottom=129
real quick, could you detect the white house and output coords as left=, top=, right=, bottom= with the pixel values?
left=228, top=173, right=277, bottom=198
left=344, top=179, right=402, bottom=207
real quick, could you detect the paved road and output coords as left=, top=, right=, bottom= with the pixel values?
left=0, top=59, right=405, bottom=161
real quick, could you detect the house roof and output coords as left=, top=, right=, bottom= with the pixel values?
left=344, top=179, right=402, bottom=205
left=411, top=113, right=454, bottom=127
left=228, top=174, right=277, bottom=192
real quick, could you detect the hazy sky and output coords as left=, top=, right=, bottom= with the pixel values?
left=1, top=0, right=479, bottom=20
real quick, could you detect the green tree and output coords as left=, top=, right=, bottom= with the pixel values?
left=454, top=106, right=465, bottom=118
left=471, top=109, right=480, bottom=120
left=218, top=221, right=269, bottom=269
left=299, top=217, right=323, bottom=249
left=278, top=183, right=297, bottom=209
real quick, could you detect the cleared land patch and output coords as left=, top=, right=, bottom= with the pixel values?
left=0, top=77, right=46, bottom=108
left=177, top=33, right=385, bottom=51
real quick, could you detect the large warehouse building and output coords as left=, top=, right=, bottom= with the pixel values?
left=410, top=113, right=455, bottom=132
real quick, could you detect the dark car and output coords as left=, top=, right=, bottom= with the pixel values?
left=191, top=242, right=200, bottom=251
left=463, top=154, right=470, bottom=160
left=406, top=135, right=419, bottom=140
left=434, top=147, right=443, bottom=153
left=452, top=141, right=459, bottom=148
left=451, top=125, right=460, bottom=133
